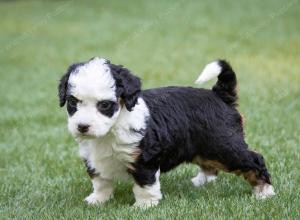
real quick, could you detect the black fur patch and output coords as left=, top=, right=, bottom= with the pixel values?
left=129, top=127, right=146, bottom=136
left=58, top=62, right=84, bottom=107
left=130, top=86, right=271, bottom=187
left=108, top=63, right=141, bottom=111
left=83, top=159, right=99, bottom=179
left=66, top=95, right=79, bottom=116
left=96, top=100, right=119, bottom=117
left=213, top=60, right=238, bottom=107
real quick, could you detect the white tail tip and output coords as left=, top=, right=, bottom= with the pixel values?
left=195, top=61, right=222, bottom=84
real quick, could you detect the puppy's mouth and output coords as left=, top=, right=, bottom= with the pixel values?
left=74, top=133, right=95, bottom=140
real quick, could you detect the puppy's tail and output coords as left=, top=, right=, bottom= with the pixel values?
left=195, top=60, right=238, bottom=107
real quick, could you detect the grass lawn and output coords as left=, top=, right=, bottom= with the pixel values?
left=0, top=0, right=299, bottom=219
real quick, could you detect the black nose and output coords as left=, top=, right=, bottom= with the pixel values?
left=77, top=124, right=90, bottom=133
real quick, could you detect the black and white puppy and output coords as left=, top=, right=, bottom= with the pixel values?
left=58, top=57, right=275, bottom=207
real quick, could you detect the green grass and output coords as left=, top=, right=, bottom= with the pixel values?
left=0, top=0, right=299, bottom=219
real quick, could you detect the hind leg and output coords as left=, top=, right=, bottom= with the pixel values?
left=193, top=148, right=275, bottom=199
left=242, top=170, right=275, bottom=199
left=191, top=157, right=218, bottom=187
left=240, top=151, right=275, bottom=199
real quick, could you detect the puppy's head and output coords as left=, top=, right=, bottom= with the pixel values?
left=58, top=57, right=141, bottom=138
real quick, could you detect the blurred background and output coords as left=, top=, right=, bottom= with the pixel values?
left=0, top=0, right=299, bottom=219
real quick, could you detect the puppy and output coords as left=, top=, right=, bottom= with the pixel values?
left=58, top=57, right=275, bottom=207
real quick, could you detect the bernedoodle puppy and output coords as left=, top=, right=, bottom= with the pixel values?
left=58, top=57, right=275, bottom=207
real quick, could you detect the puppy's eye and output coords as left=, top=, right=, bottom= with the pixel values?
left=97, top=101, right=113, bottom=111
left=96, top=100, right=118, bottom=117
left=66, top=96, right=80, bottom=116
left=67, top=96, right=79, bottom=108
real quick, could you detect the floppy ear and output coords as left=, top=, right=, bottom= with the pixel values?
left=109, top=63, right=141, bottom=111
left=58, top=72, right=70, bottom=107
left=58, top=63, right=83, bottom=107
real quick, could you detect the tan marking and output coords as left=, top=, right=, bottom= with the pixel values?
left=193, top=156, right=267, bottom=187
left=119, top=98, right=125, bottom=108
left=240, top=114, right=246, bottom=127
left=126, top=148, right=141, bottom=172
left=201, top=160, right=227, bottom=174
left=242, top=170, right=265, bottom=186
left=193, top=156, right=228, bottom=173
left=126, top=163, right=136, bottom=172
left=131, top=148, right=141, bottom=162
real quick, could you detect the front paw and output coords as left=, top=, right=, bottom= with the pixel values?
left=84, top=192, right=112, bottom=205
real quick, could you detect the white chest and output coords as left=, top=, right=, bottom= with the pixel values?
left=79, top=136, right=135, bottom=180
left=78, top=97, right=149, bottom=180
